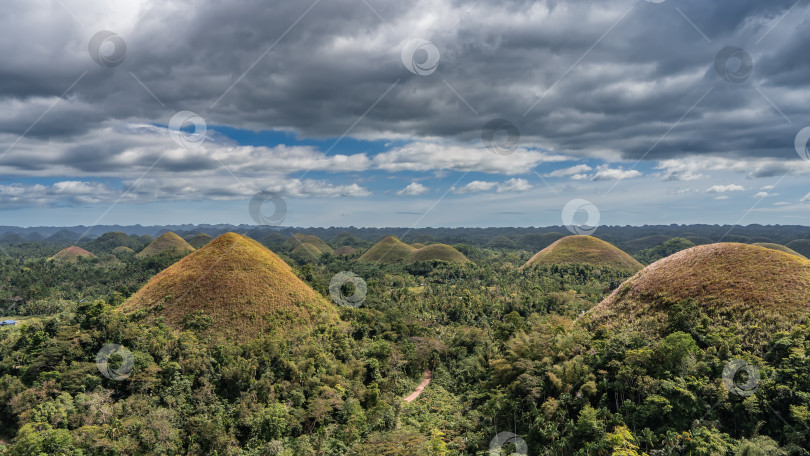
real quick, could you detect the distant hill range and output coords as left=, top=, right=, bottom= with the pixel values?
left=4, top=224, right=810, bottom=249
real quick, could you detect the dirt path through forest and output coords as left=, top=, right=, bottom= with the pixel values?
left=404, top=370, right=432, bottom=403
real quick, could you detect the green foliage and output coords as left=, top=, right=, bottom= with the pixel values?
left=0, top=230, right=807, bottom=454
left=634, top=237, right=695, bottom=264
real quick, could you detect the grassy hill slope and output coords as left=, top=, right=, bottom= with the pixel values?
left=122, top=233, right=338, bottom=341
left=520, top=235, right=642, bottom=271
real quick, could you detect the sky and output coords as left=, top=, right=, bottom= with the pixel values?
left=1, top=0, right=810, bottom=228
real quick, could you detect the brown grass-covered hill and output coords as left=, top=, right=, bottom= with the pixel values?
left=285, top=233, right=334, bottom=254
left=136, top=232, right=195, bottom=258
left=589, top=243, right=810, bottom=347
left=410, top=243, right=426, bottom=249
left=753, top=242, right=806, bottom=258
left=411, top=244, right=469, bottom=263
left=121, top=233, right=339, bottom=342
left=520, top=235, right=643, bottom=272
left=291, top=242, right=323, bottom=260
left=187, top=233, right=213, bottom=249
left=49, top=246, right=96, bottom=262
left=358, top=236, right=417, bottom=263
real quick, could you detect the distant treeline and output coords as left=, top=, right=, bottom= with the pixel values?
left=4, top=224, right=810, bottom=248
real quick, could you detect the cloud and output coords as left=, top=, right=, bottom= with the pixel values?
left=496, top=178, right=532, bottom=193
left=657, top=157, right=810, bottom=181
left=544, top=164, right=592, bottom=178
left=0, top=176, right=370, bottom=208
left=396, top=182, right=429, bottom=196
left=706, top=184, right=745, bottom=193
left=453, top=178, right=532, bottom=194
left=453, top=181, right=497, bottom=194
left=0, top=181, right=118, bottom=207
left=372, top=142, right=568, bottom=175
left=0, top=0, right=806, bottom=162
left=753, top=191, right=769, bottom=198
left=543, top=164, right=640, bottom=181
left=591, top=166, right=642, bottom=181
left=1, top=0, right=810, bottom=225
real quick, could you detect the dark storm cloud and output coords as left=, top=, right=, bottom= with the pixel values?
left=0, top=0, right=807, bottom=165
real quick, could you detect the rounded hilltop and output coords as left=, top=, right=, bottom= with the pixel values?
left=285, top=233, right=334, bottom=254
left=49, top=246, right=96, bottom=263
left=136, top=232, right=195, bottom=258
left=358, top=236, right=417, bottom=263
left=520, top=235, right=642, bottom=272
left=358, top=236, right=469, bottom=264
left=410, top=244, right=469, bottom=263
left=291, top=242, right=324, bottom=260
left=121, top=233, right=339, bottom=342
left=186, top=233, right=213, bottom=249
left=590, top=243, right=810, bottom=345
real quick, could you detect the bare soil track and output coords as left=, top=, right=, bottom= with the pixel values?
left=404, top=370, right=432, bottom=403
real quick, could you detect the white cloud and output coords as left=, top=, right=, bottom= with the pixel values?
left=396, top=182, right=429, bottom=196
left=496, top=178, right=532, bottom=193
left=591, top=166, right=642, bottom=181
left=453, top=178, right=533, bottom=194
left=372, top=142, right=569, bottom=175
left=543, top=164, right=640, bottom=181
left=0, top=181, right=118, bottom=207
left=0, top=176, right=372, bottom=208
left=656, top=157, right=810, bottom=181
left=753, top=192, right=769, bottom=198
left=706, top=184, right=745, bottom=193
left=715, top=195, right=730, bottom=200
left=544, top=164, right=592, bottom=178
left=453, top=181, right=498, bottom=194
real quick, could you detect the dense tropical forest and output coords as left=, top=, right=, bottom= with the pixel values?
left=0, top=225, right=809, bottom=455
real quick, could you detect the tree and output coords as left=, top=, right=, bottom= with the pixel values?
left=604, top=425, right=647, bottom=456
